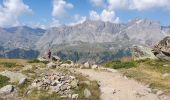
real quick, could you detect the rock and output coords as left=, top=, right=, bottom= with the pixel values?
left=60, top=64, right=72, bottom=68
left=71, top=80, right=78, bottom=88
left=47, top=62, right=56, bottom=69
left=19, top=78, right=27, bottom=85
left=92, top=64, right=98, bottom=69
left=72, top=94, right=79, bottom=99
left=156, top=90, right=164, bottom=95
left=163, top=64, right=169, bottom=67
left=152, top=36, right=170, bottom=61
left=84, top=62, right=90, bottom=68
left=52, top=56, right=60, bottom=61
left=0, top=71, right=27, bottom=82
left=84, top=88, right=91, bottom=98
left=0, top=85, right=14, bottom=94
left=162, top=73, right=170, bottom=77
left=37, top=57, right=48, bottom=62
left=132, top=45, right=157, bottom=60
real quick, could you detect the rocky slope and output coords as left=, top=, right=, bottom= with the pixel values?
left=0, top=26, right=45, bottom=59
left=0, top=18, right=170, bottom=62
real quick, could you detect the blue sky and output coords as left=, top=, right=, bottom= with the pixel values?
left=0, top=0, right=170, bottom=28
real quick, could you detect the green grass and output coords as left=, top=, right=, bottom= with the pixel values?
left=75, top=73, right=100, bottom=100
left=104, top=60, right=137, bottom=69
left=0, top=62, right=16, bottom=68
left=27, top=59, right=49, bottom=64
left=25, top=89, right=61, bottom=100
left=0, top=75, right=10, bottom=88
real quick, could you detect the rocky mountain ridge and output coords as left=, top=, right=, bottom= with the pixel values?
left=0, top=18, right=170, bottom=62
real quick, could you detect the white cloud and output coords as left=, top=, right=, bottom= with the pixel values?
left=90, top=9, right=120, bottom=23
left=90, top=0, right=105, bottom=7
left=130, top=0, right=170, bottom=10
left=52, top=0, right=74, bottom=17
left=0, top=0, right=32, bottom=27
left=68, top=14, right=87, bottom=26
left=107, top=0, right=170, bottom=11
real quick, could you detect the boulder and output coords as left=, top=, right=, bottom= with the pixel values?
left=52, top=56, right=60, bottom=61
left=71, top=80, right=78, bottom=88
left=0, top=85, right=14, bottom=95
left=91, top=64, right=98, bottom=69
left=72, top=94, right=79, bottom=99
left=37, top=57, right=48, bottom=62
left=47, top=62, right=56, bottom=69
left=0, top=71, right=27, bottom=82
left=19, top=78, right=27, bottom=85
left=152, top=36, right=170, bottom=61
left=84, top=88, right=91, bottom=98
left=84, top=62, right=90, bottom=68
left=132, top=45, right=157, bottom=60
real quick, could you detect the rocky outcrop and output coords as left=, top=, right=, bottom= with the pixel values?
left=30, top=72, right=79, bottom=97
left=0, top=71, right=27, bottom=82
left=0, top=85, right=14, bottom=95
left=152, top=36, right=170, bottom=60
left=132, top=45, right=157, bottom=60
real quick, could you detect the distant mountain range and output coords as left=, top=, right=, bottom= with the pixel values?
left=0, top=18, right=170, bottom=63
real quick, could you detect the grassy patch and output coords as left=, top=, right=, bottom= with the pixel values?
left=0, top=75, right=10, bottom=88
left=27, top=59, right=49, bottom=64
left=116, top=59, right=170, bottom=92
left=25, top=89, right=61, bottom=100
left=104, top=60, right=137, bottom=69
left=0, top=62, right=16, bottom=68
left=75, top=73, right=100, bottom=100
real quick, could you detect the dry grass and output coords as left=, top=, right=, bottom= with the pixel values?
left=119, top=60, right=170, bottom=92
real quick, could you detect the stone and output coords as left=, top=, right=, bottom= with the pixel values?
left=72, top=94, right=79, bottom=99
left=19, top=78, right=27, bottom=85
left=60, top=84, right=68, bottom=91
left=84, top=62, right=90, bottom=68
left=92, top=64, right=98, bottom=69
left=162, top=73, right=170, bottom=77
left=132, top=45, right=157, bottom=60
left=157, top=90, right=164, bottom=95
left=37, top=57, right=48, bottom=62
left=152, top=36, right=170, bottom=61
left=0, top=71, right=27, bottom=82
left=52, top=55, right=60, bottom=61
left=47, top=62, right=56, bottom=69
left=71, top=80, right=78, bottom=88
left=60, top=64, right=72, bottom=68
left=84, top=88, right=91, bottom=98
left=0, top=85, right=14, bottom=94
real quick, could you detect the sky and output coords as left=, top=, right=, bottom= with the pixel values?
left=0, top=0, right=170, bottom=28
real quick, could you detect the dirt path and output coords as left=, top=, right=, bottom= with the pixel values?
left=75, top=68, right=166, bottom=100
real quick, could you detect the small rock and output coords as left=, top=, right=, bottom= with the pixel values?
left=84, top=62, right=90, bottom=68
left=19, top=78, right=27, bottom=85
left=0, top=85, right=14, bottom=95
left=47, top=62, right=56, bottom=69
left=71, top=80, right=78, bottom=88
left=72, top=94, right=79, bottom=99
left=157, top=90, right=164, bottom=95
left=162, top=73, right=170, bottom=78
left=92, top=64, right=98, bottom=69
left=84, top=88, right=91, bottom=98
left=163, top=64, right=169, bottom=67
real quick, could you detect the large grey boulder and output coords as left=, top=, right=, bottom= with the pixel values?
left=0, top=71, right=27, bottom=82
left=0, top=85, right=14, bottom=95
left=152, top=36, right=170, bottom=61
left=132, top=45, right=157, bottom=60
